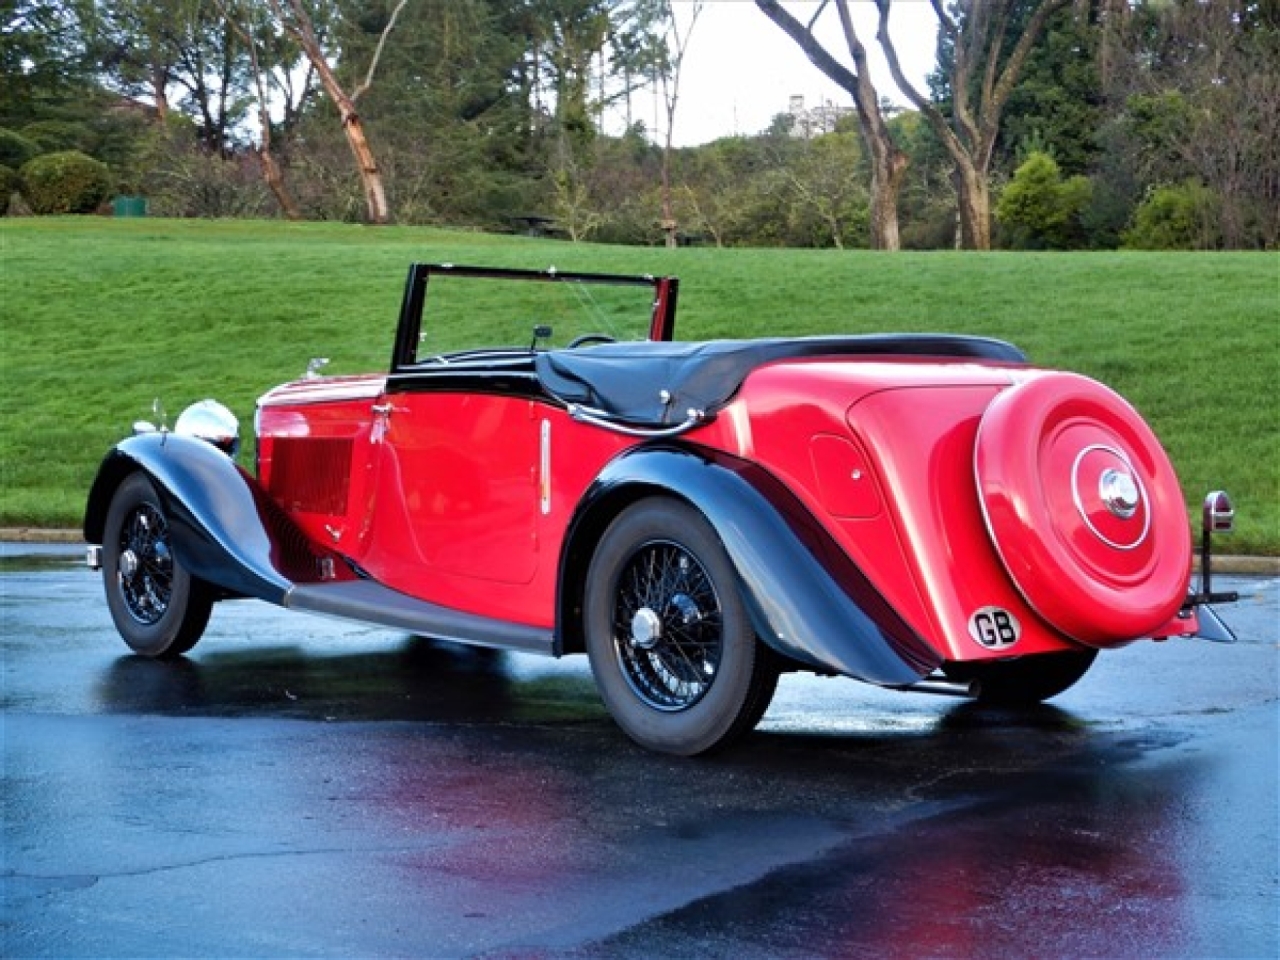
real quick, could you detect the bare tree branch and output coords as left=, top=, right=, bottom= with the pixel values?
left=928, top=0, right=957, bottom=38
left=807, top=0, right=832, bottom=33
left=757, top=0, right=907, bottom=249
left=756, top=0, right=860, bottom=92
left=352, top=0, right=409, bottom=103
left=217, top=0, right=302, bottom=218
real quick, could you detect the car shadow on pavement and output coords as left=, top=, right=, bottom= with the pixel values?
left=95, top=635, right=608, bottom=725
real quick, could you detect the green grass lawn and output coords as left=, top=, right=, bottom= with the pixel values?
left=2, top=217, right=1277, bottom=553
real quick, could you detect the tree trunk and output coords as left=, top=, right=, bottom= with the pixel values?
left=341, top=110, right=391, bottom=226
left=314, top=69, right=390, bottom=225
left=150, top=67, right=169, bottom=121
left=259, top=148, right=302, bottom=220
left=221, top=0, right=303, bottom=221
left=868, top=138, right=909, bottom=251
left=268, top=0, right=399, bottom=226
left=953, top=162, right=991, bottom=250
left=872, top=0, right=1070, bottom=250
left=662, top=107, right=677, bottom=248
left=756, top=0, right=905, bottom=251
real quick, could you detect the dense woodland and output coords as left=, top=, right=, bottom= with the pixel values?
left=2, top=0, right=1277, bottom=250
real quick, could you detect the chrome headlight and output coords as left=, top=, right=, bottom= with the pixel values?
left=174, top=399, right=240, bottom=457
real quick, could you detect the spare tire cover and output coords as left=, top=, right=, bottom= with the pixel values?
left=975, top=372, right=1191, bottom=646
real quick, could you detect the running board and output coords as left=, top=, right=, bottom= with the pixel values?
left=285, top=580, right=556, bottom=656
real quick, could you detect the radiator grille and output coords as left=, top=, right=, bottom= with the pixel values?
left=268, top=437, right=354, bottom=516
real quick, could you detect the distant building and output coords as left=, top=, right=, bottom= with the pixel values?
left=786, top=95, right=853, bottom=138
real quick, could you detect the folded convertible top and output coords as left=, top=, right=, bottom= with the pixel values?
left=535, top=334, right=1026, bottom=427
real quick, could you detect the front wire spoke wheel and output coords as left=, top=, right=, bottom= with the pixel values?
left=102, top=473, right=213, bottom=658
left=119, top=503, right=172, bottom=625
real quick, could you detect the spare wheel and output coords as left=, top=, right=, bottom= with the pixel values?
left=975, top=372, right=1191, bottom=646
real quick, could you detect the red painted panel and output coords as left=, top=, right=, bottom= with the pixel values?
left=357, top=397, right=634, bottom=627
left=373, top=393, right=540, bottom=586
left=268, top=437, right=353, bottom=515
left=255, top=379, right=383, bottom=556
left=975, top=371, right=1192, bottom=645
left=737, top=360, right=1082, bottom=662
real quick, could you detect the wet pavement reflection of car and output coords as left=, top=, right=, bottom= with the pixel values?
left=2, top=555, right=1276, bottom=959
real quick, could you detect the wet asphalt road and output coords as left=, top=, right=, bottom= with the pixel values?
left=2, top=547, right=1277, bottom=959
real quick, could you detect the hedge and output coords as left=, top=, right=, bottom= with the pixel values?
left=19, top=150, right=113, bottom=215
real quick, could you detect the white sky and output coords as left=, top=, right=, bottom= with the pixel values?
left=633, top=0, right=941, bottom=146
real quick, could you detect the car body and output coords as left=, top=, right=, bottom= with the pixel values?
left=85, top=264, right=1238, bottom=755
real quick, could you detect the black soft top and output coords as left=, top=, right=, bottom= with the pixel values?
left=535, top=334, right=1026, bottom=427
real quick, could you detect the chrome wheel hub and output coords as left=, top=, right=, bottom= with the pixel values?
left=1099, top=467, right=1141, bottom=519
left=630, top=607, right=663, bottom=650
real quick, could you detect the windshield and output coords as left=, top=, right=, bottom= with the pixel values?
left=410, top=266, right=673, bottom=363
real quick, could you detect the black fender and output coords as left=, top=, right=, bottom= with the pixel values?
left=557, top=445, right=940, bottom=686
left=84, top=432, right=339, bottom=605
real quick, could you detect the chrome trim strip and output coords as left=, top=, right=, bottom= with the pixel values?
left=567, top=403, right=708, bottom=438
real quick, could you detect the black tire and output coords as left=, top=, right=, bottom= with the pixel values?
left=942, top=649, right=1098, bottom=705
left=584, top=497, right=778, bottom=756
left=102, top=472, right=213, bottom=658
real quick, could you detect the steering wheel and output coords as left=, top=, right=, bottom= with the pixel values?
left=567, top=333, right=617, bottom=349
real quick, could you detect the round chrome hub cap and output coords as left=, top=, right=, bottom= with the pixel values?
left=1099, top=467, right=1141, bottom=519
left=119, top=549, right=139, bottom=579
left=630, top=607, right=663, bottom=650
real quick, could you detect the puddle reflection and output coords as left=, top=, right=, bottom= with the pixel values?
left=97, top=635, right=604, bottom=724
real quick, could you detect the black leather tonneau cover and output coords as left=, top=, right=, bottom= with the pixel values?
left=535, top=334, right=1026, bottom=427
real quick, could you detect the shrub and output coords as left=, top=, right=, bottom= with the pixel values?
left=997, top=151, right=1093, bottom=249
left=0, top=128, right=38, bottom=169
left=1123, top=181, right=1220, bottom=250
left=18, top=150, right=113, bottom=215
left=0, top=164, right=19, bottom=214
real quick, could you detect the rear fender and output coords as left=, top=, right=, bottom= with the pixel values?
left=84, top=432, right=344, bottom=604
left=558, top=445, right=938, bottom=685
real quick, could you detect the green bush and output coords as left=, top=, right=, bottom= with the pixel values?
left=18, top=150, right=113, bottom=215
left=1123, top=181, right=1220, bottom=250
left=996, top=151, right=1092, bottom=249
left=0, top=164, right=19, bottom=213
left=0, top=128, right=38, bottom=169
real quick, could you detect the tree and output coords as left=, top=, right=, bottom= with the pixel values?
left=998, top=2, right=1106, bottom=178
left=257, top=0, right=407, bottom=224
left=1, top=1, right=91, bottom=128
left=755, top=0, right=907, bottom=250
left=780, top=131, right=869, bottom=248
left=875, top=0, right=1073, bottom=249
left=84, top=0, right=254, bottom=155
left=1102, top=0, right=1280, bottom=249
left=650, top=0, right=703, bottom=248
left=217, top=0, right=302, bottom=218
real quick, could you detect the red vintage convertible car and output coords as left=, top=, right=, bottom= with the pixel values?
left=85, top=264, right=1238, bottom=754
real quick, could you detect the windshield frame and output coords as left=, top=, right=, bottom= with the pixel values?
left=390, top=263, right=678, bottom=374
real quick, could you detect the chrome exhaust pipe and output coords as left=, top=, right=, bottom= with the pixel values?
left=899, top=677, right=979, bottom=698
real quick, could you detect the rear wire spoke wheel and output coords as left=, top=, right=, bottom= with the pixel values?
left=102, top=473, right=212, bottom=658
left=585, top=498, right=778, bottom=755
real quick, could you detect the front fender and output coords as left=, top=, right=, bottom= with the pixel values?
left=560, top=445, right=938, bottom=685
left=84, top=433, right=342, bottom=605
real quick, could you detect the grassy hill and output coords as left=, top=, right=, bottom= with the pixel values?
left=2, top=217, right=1276, bottom=553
